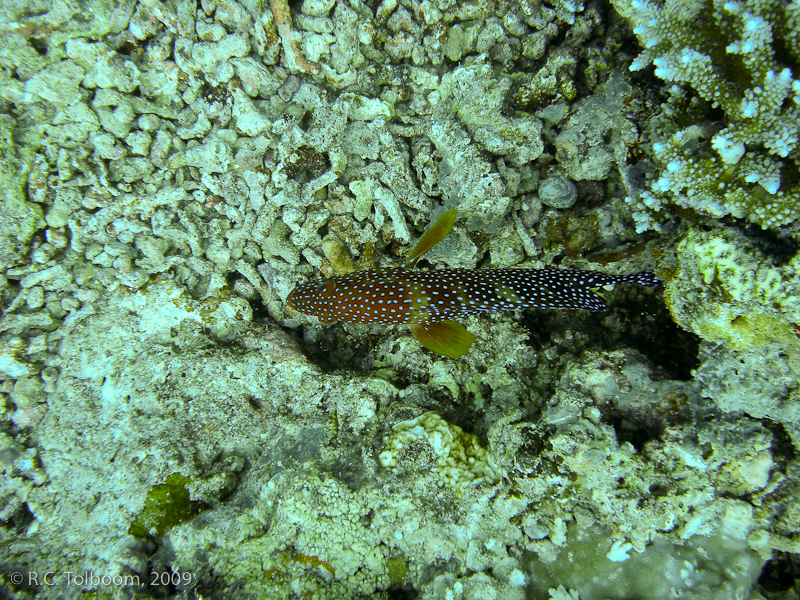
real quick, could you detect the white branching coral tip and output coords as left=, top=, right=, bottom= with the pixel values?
left=606, top=539, right=635, bottom=562
left=712, top=135, right=746, bottom=165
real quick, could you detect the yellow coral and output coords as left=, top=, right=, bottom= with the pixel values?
left=664, top=227, right=800, bottom=366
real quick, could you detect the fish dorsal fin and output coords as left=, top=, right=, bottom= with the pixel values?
left=410, top=320, right=476, bottom=358
left=406, top=207, right=458, bottom=268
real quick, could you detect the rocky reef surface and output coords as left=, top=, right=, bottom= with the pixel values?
left=0, top=0, right=798, bottom=598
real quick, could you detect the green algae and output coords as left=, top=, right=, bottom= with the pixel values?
left=128, top=473, right=209, bottom=540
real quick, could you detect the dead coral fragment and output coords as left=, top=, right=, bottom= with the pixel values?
left=269, top=0, right=320, bottom=74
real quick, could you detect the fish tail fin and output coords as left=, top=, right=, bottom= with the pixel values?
left=545, top=269, right=659, bottom=312
left=406, top=207, right=458, bottom=268
left=581, top=269, right=660, bottom=311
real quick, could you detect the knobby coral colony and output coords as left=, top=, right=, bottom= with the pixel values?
left=287, top=209, right=659, bottom=358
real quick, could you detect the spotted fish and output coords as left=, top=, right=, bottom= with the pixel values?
left=287, top=209, right=659, bottom=358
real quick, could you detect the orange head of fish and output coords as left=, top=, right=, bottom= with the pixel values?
left=287, top=278, right=337, bottom=317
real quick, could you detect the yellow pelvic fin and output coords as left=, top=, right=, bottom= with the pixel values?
left=406, top=207, right=458, bottom=268
left=410, top=320, right=476, bottom=358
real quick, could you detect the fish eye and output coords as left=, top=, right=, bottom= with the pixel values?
left=306, top=279, right=333, bottom=295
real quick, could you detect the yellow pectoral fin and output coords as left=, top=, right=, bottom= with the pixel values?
left=410, top=320, right=476, bottom=358
left=406, top=207, right=458, bottom=267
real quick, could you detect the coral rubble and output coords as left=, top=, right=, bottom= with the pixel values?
left=0, top=0, right=798, bottom=598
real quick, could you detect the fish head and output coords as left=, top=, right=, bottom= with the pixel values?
left=286, top=278, right=337, bottom=318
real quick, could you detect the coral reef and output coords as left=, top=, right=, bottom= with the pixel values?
left=613, top=0, right=800, bottom=231
left=662, top=224, right=800, bottom=445
left=663, top=226, right=799, bottom=352
left=378, top=411, right=503, bottom=493
left=0, top=0, right=798, bottom=598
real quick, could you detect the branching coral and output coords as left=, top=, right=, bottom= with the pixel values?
left=614, top=0, right=800, bottom=231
